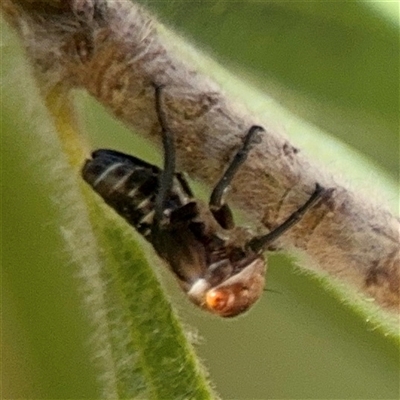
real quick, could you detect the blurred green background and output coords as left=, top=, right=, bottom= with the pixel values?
left=2, top=2, right=399, bottom=399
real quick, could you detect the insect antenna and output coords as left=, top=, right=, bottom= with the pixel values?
left=248, top=183, right=325, bottom=254
left=263, top=288, right=282, bottom=295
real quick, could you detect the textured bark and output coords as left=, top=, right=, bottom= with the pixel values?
left=2, top=0, right=399, bottom=315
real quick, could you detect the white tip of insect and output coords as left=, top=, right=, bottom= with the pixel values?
left=187, top=279, right=210, bottom=303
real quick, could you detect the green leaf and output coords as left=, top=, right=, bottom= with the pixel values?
left=83, top=194, right=214, bottom=399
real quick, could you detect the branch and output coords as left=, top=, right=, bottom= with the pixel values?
left=2, top=0, right=398, bottom=320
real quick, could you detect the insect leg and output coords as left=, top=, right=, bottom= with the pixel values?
left=209, top=125, right=265, bottom=229
left=176, top=172, right=194, bottom=199
left=248, top=183, right=326, bottom=254
left=152, top=84, right=176, bottom=232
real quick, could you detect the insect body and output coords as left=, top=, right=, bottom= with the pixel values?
left=82, top=85, right=325, bottom=317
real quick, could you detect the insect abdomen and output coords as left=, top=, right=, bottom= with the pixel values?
left=82, top=149, right=190, bottom=240
left=82, top=149, right=164, bottom=239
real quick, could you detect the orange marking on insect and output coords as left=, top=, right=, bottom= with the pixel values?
left=206, top=289, right=233, bottom=312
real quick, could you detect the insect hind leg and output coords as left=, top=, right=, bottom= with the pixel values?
left=209, top=125, right=265, bottom=229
